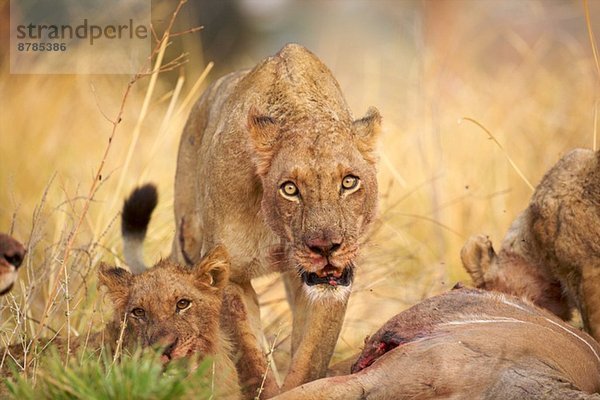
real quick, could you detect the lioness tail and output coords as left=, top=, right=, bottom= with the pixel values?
left=122, top=183, right=158, bottom=274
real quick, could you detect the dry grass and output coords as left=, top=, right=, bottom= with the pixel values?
left=1, top=0, right=599, bottom=387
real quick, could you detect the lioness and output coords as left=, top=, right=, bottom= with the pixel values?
left=0, top=233, right=25, bottom=295
left=273, top=288, right=600, bottom=400
left=172, top=43, right=381, bottom=391
left=461, top=148, right=600, bottom=340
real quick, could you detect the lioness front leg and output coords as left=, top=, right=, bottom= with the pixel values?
left=222, top=281, right=279, bottom=399
left=282, top=271, right=349, bottom=390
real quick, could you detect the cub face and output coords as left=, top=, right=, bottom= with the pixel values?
left=248, top=108, right=381, bottom=300
left=98, top=245, right=229, bottom=362
left=0, top=233, right=25, bottom=296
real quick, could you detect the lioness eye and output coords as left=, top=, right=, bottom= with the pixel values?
left=131, top=308, right=145, bottom=318
left=279, top=181, right=300, bottom=199
left=176, top=299, right=191, bottom=311
left=341, top=175, right=360, bottom=191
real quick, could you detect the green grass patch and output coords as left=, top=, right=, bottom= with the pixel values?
left=5, top=348, right=214, bottom=400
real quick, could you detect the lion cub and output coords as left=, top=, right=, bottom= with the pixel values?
left=2, top=187, right=240, bottom=399
left=104, top=184, right=229, bottom=363
left=102, top=184, right=240, bottom=397
left=99, top=248, right=231, bottom=364
left=461, top=148, right=600, bottom=341
left=97, top=248, right=239, bottom=398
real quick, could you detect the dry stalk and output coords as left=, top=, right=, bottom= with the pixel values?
left=255, top=325, right=283, bottom=400
left=583, top=0, right=600, bottom=151
left=31, top=0, right=200, bottom=367
left=583, top=0, right=600, bottom=81
left=176, top=61, right=214, bottom=116
left=460, top=117, right=534, bottom=191
left=106, top=0, right=201, bottom=219
left=594, top=100, right=598, bottom=152
left=139, top=71, right=186, bottom=183
left=109, top=312, right=129, bottom=370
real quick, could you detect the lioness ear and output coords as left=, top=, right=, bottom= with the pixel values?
left=247, top=105, right=280, bottom=176
left=353, top=107, right=382, bottom=164
left=98, top=262, right=133, bottom=308
left=194, top=245, right=230, bottom=290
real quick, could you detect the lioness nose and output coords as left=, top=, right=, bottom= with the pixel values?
left=307, top=238, right=341, bottom=257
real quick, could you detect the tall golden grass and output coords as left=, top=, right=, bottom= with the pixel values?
left=0, top=0, right=598, bottom=378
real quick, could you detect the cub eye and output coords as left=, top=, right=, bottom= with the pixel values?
left=176, top=299, right=192, bottom=312
left=279, top=181, right=300, bottom=200
left=341, top=175, right=360, bottom=192
left=131, top=308, right=145, bottom=318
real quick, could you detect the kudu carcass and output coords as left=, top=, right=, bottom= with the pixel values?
left=272, top=288, right=600, bottom=400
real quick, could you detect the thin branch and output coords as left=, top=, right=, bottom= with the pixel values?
left=460, top=117, right=534, bottom=191
left=34, top=75, right=138, bottom=347
left=90, top=83, right=114, bottom=124
left=169, top=26, right=204, bottom=38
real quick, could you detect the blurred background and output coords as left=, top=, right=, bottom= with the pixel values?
left=1, top=0, right=599, bottom=375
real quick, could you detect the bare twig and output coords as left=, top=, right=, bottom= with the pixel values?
left=89, top=83, right=114, bottom=124
left=594, top=100, right=598, bottom=152
left=169, top=26, right=204, bottom=38
left=33, top=2, right=201, bottom=365
left=107, top=0, right=197, bottom=219
left=460, top=117, right=534, bottom=191
left=176, top=61, right=214, bottom=116
left=256, top=325, right=283, bottom=400
left=34, top=74, right=138, bottom=356
left=110, top=313, right=129, bottom=369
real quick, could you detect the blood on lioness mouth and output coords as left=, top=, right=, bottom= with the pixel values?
left=317, top=265, right=342, bottom=286
left=317, top=264, right=342, bottom=278
left=301, top=265, right=353, bottom=287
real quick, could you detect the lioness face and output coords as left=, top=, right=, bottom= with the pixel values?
left=248, top=108, right=381, bottom=300
left=0, top=233, right=25, bottom=295
left=99, top=246, right=229, bottom=362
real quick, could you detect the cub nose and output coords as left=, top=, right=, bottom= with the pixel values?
left=162, top=337, right=179, bottom=360
left=149, top=330, right=179, bottom=360
left=306, top=238, right=342, bottom=257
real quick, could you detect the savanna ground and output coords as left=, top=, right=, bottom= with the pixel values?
left=1, top=0, right=599, bottom=398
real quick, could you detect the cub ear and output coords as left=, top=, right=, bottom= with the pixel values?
left=98, top=262, right=133, bottom=308
left=247, top=105, right=280, bottom=176
left=193, top=244, right=230, bottom=290
left=353, top=107, right=382, bottom=164
left=460, top=235, right=497, bottom=288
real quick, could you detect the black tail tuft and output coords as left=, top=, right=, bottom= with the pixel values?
left=122, top=183, right=158, bottom=237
